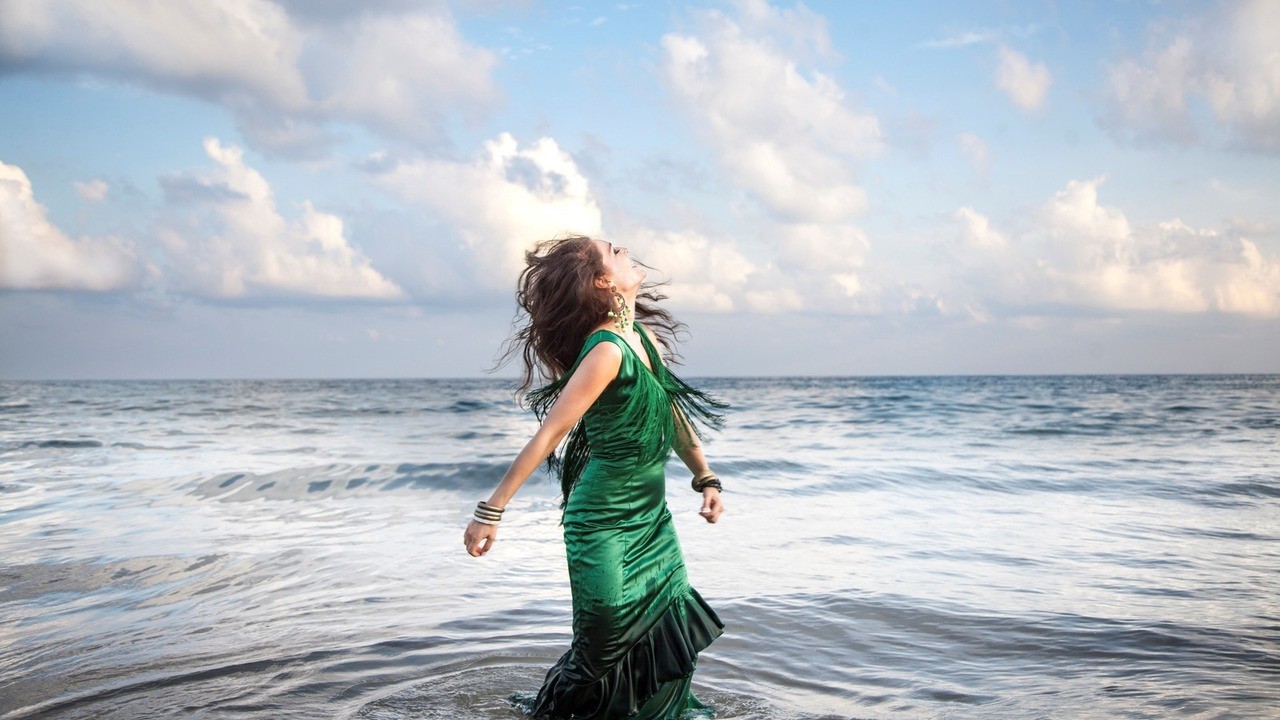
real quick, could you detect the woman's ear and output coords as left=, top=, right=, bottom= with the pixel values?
left=593, top=275, right=610, bottom=290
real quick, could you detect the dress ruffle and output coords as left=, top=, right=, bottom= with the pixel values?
left=527, top=588, right=725, bottom=719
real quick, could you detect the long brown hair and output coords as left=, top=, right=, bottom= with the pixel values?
left=489, top=235, right=687, bottom=399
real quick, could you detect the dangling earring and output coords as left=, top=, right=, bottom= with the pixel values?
left=606, top=281, right=631, bottom=333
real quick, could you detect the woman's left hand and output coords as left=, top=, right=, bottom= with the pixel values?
left=698, top=488, right=724, bottom=523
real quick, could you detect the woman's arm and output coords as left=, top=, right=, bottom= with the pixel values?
left=672, top=406, right=724, bottom=523
left=464, top=341, right=623, bottom=557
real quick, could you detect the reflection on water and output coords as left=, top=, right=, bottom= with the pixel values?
left=1, top=376, right=1278, bottom=719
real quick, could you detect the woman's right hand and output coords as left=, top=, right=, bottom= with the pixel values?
left=463, top=520, right=498, bottom=557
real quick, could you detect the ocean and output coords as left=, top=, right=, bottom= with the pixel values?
left=1, top=375, right=1277, bottom=719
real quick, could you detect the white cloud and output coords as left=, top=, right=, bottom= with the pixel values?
left=955, top=206, right=1006, bottom=253
left=951, top=177, right=1280, bottom=317
left=740, top=275, right=805, bottom=314
left=919, top=29, right=999, bottom=49
left=994, top=45, right=1051, bottom=112
left=957, top=133, right=989, bottom=175
left=369, top=133, right=602, bottom=290
left=0, top=1, right=498, bottom=158
left=72, top=178, right=109, bottom=202
left=730, top=0, right=835, bottom=61
left=315, top=11, right=498, bottom=144
left=366, top=125, right=876, bottom=315
left=0, top=161, right=140, bottom=290
left=157, top=138, right=404, bottom=299
left=613, top=218, right=878, bottom=316
left=775, top=223, right=867, bottom=277
left=369, top=130, right=881, bottom=315
left=1101, top=0, right=1280, bottom=151
left=918, top=24, right=1040, bottom=50
left=661, top=4, right=883, bottom=224
left=659, top=1, right=884, bottom=314
left=1104, top=36, right=1199, bottom=145
left=0, top=0, right=309, bottom=107
left=619, top=227, right=756, bottom=313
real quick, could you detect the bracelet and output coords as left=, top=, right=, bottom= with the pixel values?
left=691, top=473, right=723, bottom=492
left=473, top=500, right=505, bottom=524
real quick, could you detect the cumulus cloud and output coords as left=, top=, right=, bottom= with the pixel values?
left=618, top=227, right=756, bottom=313
left=368, top=133, right=602, bottom=290
left=658, top=0, right=885, bottom=314
left=0, top=0, right=498, bottom=158
left=157, top=138, right=404, bottom=299
left=1101, top=0, right=1280, bottom=151
left=0, top=161, right=141, bottom=290
left=617, top=215, right=877, bottom=316
left=367, top=128, right=851, bottom=315
left=775, top=223, right=866, bottom=276
left=952, top=177, right=1280, bottom=316
left=0, top=0, right=309, bottom=106
left=637, top=221, right=880, bottom=317
left=308, top=10, right=498, bottom=144
left=739, top=270, right=806, bottom=314
left=994, top=45, right=1051, bottom=112
left=955, top=206, right=1007, bottom=253
left=661, top=3, right=884, bottom=224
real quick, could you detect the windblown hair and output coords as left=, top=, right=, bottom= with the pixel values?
left=489, top=235, right=687, bottom=400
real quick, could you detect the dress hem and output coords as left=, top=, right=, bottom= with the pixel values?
left=528, top=587, right=725, bottom=719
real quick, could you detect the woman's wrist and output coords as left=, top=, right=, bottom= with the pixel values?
left=472, top=500, right=505, bottom=525
left=691, top=471, right=722, bottom=493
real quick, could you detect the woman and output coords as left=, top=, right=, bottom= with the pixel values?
left=463, top=235, right=730, bottom=719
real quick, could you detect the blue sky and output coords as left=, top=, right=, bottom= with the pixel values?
left=1, top=0, right=1277, bottom=379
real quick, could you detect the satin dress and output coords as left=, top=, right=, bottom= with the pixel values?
left=518, top=324, right=729, bottom=719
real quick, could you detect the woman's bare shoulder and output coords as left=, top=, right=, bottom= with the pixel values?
left=580, top=334, right=624, bottom=366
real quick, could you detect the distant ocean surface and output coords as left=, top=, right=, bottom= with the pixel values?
left=1, top=375, right=1277, bottom=719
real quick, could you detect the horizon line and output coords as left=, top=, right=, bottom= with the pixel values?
left=3, top=371, right=1277, bottom=383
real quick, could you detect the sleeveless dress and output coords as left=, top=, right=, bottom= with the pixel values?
left=515, top=324, right=730, bottom=719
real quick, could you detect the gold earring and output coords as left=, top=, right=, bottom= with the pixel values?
left=606, top=282, right=630, bottom=332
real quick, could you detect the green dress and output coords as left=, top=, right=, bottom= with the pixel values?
left=520, top=324, right=729, bottom=719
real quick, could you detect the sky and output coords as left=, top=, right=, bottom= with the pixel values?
left=1, top=0, right=1277, bottom=379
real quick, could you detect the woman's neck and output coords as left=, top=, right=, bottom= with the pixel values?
left=620, top=288, right=638, bottom=315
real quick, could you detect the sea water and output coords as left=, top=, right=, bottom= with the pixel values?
left=1, top=376, right=1276, bottom=719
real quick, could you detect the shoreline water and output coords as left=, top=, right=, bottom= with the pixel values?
left=2, top=375, right=1277, bottom=719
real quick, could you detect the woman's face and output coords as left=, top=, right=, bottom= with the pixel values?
left=594, top=239, right=646, bottom=292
